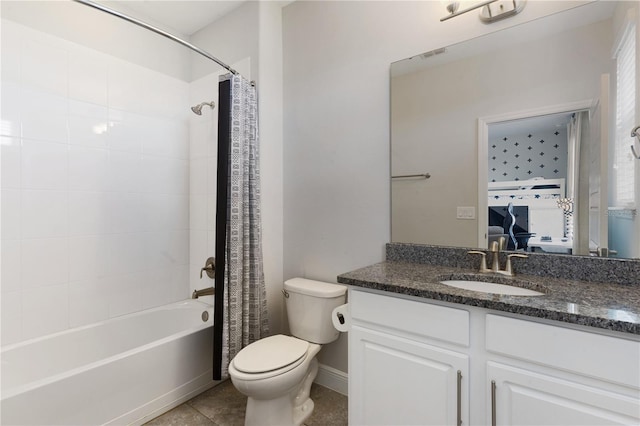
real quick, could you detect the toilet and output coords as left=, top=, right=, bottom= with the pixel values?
left=228, top=278, right=347, bottom=426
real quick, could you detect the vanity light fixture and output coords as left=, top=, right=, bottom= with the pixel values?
left=440, top=0, right=526, bottom=23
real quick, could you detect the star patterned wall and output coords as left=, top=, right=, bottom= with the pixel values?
left=488, top=127, right=568, bottom=182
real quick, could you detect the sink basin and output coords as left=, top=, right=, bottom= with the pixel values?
left=440, top=280, right=545, bottom=296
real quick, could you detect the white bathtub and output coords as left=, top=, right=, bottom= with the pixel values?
left=1, top=299, right=217, bottom=425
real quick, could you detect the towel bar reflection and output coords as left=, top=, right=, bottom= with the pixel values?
left=392, top=173, right=431, bottom=179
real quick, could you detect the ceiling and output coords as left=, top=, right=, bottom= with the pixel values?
left=109, top=1, right=247, bottom=36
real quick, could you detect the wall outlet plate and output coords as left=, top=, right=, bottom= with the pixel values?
left=457, top=206, right=476, bottom=220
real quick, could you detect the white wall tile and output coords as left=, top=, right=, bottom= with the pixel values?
left=207, top=230, right=216, bottom=257
left=21, top=237, right=68, bottom=289
left=170, top=195, right=189, bottom=231
left=189, top=158, right=207, bottom=196
left=22, top=283, right=68, bottom=340
left=207, top=195, right=216, bottom=232
left=68, top=279, right=109, bottom=328
left=106, top=273, right=143, bottom=318
left=0, top=83, right=22, bottom=137
left=68, top=191, right=108, bottom=236
left=68, top=146, right=108, bottom=191
left=21, top=140, right=68, bottom=190
left=107, top=233, right=147, bottom=276
left=107, top=110, right=145, bottom=153
left=21, top=90, right=68, bottom=143
left=142, top=156, right=188, bottom=195
left=189, top=230, right=207, bottom=274
left=190, top=195, right=207, bottom=231
left=170, top=230, right=189, bottom=266
left=206, top=156, right=217, bottom=196
left=1, top=20, right=194, bottom=345
left=169, top=265, right=191, bottom=302
left=141, top=266, right=172, bottom=310
left=1, top=291, right=22, bottom=346
left=108, top=60, right=152, bottom=115
left=107, top=151, right=142, bottom=193
left=189, top=121, right=207, bottom=159
left=1, top=239, right=21, bottom=294
left=1, top=23, right=21, bottom=84
left=107, top=192, right=144, bottom=234
left=69, top=236, right=109, bottom=282
left=1, top=136, right=21, bottom=189
left=141, top=119, right=189, bottom=160
left=142, top=193, right=188, bottom=232
left=21, top=38, right=68, bottom=97
left=68, top=51, right=108, bottom=105
left=21, top=190, right=68, bottom=239
left=68, top=109, right=109, bottom=149
left=1, top=189, right=21, bottom=240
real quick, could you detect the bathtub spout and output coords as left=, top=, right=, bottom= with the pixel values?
left=192, top=287, right=215, bottom=299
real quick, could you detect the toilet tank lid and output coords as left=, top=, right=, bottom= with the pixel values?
left=284, top=278, right=347, bottom=298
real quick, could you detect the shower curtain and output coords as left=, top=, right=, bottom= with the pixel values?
left=220, top=74, right=269, bottom=378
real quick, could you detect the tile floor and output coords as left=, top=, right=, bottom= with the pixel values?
left=144, top=380, right=348, bottom=426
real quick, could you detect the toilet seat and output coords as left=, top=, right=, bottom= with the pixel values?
left=233, top=335, right=309, bottom=377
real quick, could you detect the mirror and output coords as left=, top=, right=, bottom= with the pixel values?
left=391, top=1, right=639, bottom=259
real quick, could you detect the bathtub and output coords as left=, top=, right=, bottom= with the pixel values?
left=1, top=299, right=217, bottom=425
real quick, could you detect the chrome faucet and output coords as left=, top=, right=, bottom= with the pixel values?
left=468, top=238, right=528, bottom=276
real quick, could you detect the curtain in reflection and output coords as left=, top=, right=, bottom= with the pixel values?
left=221, top=74, right=269, bottom=378
left=567, top=111, right=590, bottom=255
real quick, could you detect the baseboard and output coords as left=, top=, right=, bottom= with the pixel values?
left=314, top=363, right=348, bottom=396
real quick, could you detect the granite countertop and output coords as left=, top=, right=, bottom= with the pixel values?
left=337, top=261, right=640, bottom=335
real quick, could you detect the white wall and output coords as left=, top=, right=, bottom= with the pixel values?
left=1, top=19, right=191, bottom=345
left=282, top=0, right=586, bottom=373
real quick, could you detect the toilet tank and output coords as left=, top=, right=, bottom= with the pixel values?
left=284, top=278, right=347, bottom=344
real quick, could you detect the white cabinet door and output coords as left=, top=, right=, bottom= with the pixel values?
left=488, top=362, right=640, bottom=426
left=349, top=325, right=469, bottom=426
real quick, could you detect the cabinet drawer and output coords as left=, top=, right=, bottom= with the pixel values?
left=486, top=314, right=640, bottom=388
left=350, top=290, right=469, bottom=346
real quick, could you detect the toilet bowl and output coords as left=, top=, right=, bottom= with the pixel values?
left=228, top=278, right=347, bottom=426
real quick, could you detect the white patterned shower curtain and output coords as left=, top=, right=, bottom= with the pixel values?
left=221, top=74, right=269, bottom=378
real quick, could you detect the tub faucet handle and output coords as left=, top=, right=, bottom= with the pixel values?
left=200, top=257, right=216, bottom=279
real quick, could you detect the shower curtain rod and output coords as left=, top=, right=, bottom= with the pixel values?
left=72, top=0, right=238, bottom=75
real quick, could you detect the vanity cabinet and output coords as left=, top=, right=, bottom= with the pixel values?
left=348, top=289, right=640, bottom=426
left=349, top=290, right=470, bottom=426
left=485, top=314, right=640, bottom=425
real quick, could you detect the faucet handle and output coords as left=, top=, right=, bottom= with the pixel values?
left=468, top=250, right=489, bottom=272
left=505, top=253, right=528, bottom=275
left=200, top=257, right=216, bottom=279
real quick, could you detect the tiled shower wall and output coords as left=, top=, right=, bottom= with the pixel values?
left=0, top=20, right=192, bottom=345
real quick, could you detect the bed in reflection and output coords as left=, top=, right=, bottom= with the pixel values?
left=488, top=178, right=571, bottom=253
